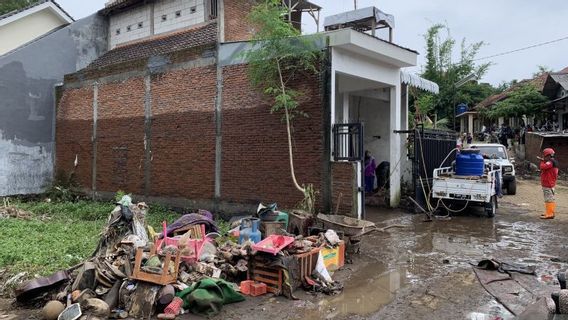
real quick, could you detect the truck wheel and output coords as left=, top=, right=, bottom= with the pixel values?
left=507, top=179, right=517, bottom=195
left=485, top=196, right=496, bottom=218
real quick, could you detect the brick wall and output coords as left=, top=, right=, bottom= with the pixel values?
left=223, top=0, right=257, bottom=42
left=331, top=162, right=356, bottom=217
left=96, top=77, right=146, bottom=194
left=56, top=87, right=94, bottom=188
left=150, top=67, right=217, bottom=199
left=221, top=64, right=324, bottom=209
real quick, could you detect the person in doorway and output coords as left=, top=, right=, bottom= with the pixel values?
left=364, top=150, right=377, bottom=194
left=539, top=148, right=559, bottom=219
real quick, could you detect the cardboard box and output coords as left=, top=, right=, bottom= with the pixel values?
left=321, top=241, right=345, bottom=271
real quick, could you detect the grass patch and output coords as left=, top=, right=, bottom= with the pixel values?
left=0, top=200, right=180, bottom=277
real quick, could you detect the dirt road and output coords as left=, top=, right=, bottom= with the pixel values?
left=2, top=179, right=566, bottom=320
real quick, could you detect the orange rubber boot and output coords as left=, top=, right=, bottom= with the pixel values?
left=540, top=203, right=555, bottom=219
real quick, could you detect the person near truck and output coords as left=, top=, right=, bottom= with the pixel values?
left=539, top=148, right=559, bottom=219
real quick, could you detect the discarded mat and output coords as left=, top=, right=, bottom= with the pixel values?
left=473, top=259, right=552, bottom=316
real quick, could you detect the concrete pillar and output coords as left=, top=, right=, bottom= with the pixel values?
left=342, top=93, right=349, bottom=123
left=91, top=83, right=98, bottom=198
left=498, top=117, right=504, bottom=126
left=468, top=113, right=474, bottom=135
left=460, top=117, right=465, bottom=133
left=389, top=84, right=402, bottom=208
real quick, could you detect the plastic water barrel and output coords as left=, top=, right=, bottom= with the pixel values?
left=456, top=149, right=484, bottom=176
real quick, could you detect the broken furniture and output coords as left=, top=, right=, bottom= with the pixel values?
left=131, top=246, right=181, bottom=286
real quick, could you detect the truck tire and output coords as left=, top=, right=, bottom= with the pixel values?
left=507, top=179, right=517, bottom=195
left=485, top=196, right=496, bottom=218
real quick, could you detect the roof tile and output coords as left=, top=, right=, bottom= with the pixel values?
left=86, top=23, right=217, bottom=70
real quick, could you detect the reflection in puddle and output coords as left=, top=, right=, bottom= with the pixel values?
left=302, top=264, right=407, bottom=319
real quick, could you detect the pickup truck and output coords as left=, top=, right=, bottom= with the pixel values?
left=469, top=143, right=516, bottom=195
left=432, top=166, right=500, bottom=217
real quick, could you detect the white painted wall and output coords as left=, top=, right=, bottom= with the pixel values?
left=109, top=4, right=152, bottom=48
left=109, top=0, right=206, bottom=49
left=0, top=9, right=68, bottom=56
left=154, top=0, right=205, bottom=35
left=354, top=96, right=390, bottom=166
left=0, top=135, right=53, bottom=196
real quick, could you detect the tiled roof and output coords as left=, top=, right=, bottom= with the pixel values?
left=0, top=0, right=74, bottom=22
left=475, top=73, right=548, bottom=110
left=86, top=23, right=217, bottom=70
left=99, top=0, right=144, bottom=16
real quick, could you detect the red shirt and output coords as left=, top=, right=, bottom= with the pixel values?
left=540, top=159, right=559, bottom=188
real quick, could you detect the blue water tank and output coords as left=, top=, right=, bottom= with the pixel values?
left=456, top=103, right=468, bottom=116
left=456, top=149, right=484, bottom=176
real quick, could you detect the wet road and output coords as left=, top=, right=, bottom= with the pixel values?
left=213, top=179, right=568, bottom=320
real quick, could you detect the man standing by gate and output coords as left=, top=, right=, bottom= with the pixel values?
left=539, top=148, right=559, bottom=219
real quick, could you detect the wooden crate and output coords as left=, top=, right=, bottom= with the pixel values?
left=251, top=256, right=283, bottom=295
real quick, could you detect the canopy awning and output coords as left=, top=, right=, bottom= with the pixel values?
left=401, top=71, right=439, bottom=94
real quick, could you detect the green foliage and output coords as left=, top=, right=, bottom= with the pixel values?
left=0, top=0, right=40, bottom=16
left=46, top=170, right=84, bottom=202
left=0, top=200, right=179, bottom=278
left=245, top=0, right=322, bottom=117
left=413, top=24, right=494, bottom=128
left=482, top=84, right=550, bottom=119
left=533, top=65, right=552, bottom=78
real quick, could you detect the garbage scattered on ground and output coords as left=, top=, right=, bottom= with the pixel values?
left=11, top=199, right=368, bottom=319
left=0, top=206, right=33, bottom=220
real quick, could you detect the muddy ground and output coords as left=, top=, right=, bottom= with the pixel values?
left=2, top=178, right=567, bottom=320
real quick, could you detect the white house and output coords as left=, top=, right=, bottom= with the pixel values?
left=0, top=0, right=74, bottom=56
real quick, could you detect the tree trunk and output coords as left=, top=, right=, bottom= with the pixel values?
left=277, top=60, right=305, bottom=194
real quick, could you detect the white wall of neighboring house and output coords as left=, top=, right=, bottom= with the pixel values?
left=154, top=0, right=205, bottom=35
left=109, top=4, right=152, bottom=48
left=109, top=0, right=206, bottom=49
left=0, top=2, right=72, bottom=56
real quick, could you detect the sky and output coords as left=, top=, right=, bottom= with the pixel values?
left=56, top=0, right=568, bottom=86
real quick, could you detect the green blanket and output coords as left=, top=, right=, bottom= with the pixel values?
left=176, top=278, right=245, bottom=317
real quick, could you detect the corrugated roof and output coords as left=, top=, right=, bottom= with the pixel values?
left=550, top=73, right=568, bottom=91
left=0, top=0, right=74, bottom=22
left=86, top=22, right=217, bottom=70
left=401, top=71, right=439, bottom=94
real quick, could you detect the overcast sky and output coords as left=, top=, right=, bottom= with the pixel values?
left=57, top=0, right=568, bottom=85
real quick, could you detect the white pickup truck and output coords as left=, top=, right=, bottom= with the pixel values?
left=432, top=166, right=500, bottom=217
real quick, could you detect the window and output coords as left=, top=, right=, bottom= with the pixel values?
left=175, top=10, right=181, bottom=18
left=115, top=28, right=121, bottom=35
left=190, top=6, right=196, bottom=14
left=126, top=25, right=132, bottom=32
left=161, top=14, right=167, bottom=21
left=138, top=22, right=143, bottom=29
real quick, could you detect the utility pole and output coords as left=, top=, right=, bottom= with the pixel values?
left=354, top=0, right=357, bottom=9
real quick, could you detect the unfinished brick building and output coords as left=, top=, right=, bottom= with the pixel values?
left=56, top=1, right=436, bottom=217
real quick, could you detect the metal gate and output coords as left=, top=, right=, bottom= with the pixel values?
left=332, top=123, right=365, bottom=219
left=409, top=126, right=457, bottom=212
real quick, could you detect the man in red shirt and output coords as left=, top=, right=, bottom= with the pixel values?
left=539, top=148, right=559, bottom=219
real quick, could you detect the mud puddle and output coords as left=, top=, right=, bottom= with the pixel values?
left=298, top=263, right=408, bottom=319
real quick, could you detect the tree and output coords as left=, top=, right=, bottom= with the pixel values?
left=480, top=84, right=549, bottom=119
left=244, top=0, right=322, bottom=214
left=533, top=65, right=552, bottom=78
left=413, top=24, right=493, bottom=129
left=0, top=0, right=40, bottom=16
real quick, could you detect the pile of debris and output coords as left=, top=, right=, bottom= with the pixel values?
left=15, top=198, right=352, bottom=319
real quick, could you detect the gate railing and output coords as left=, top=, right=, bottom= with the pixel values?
left=332, top=123, right=364, bottom=162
